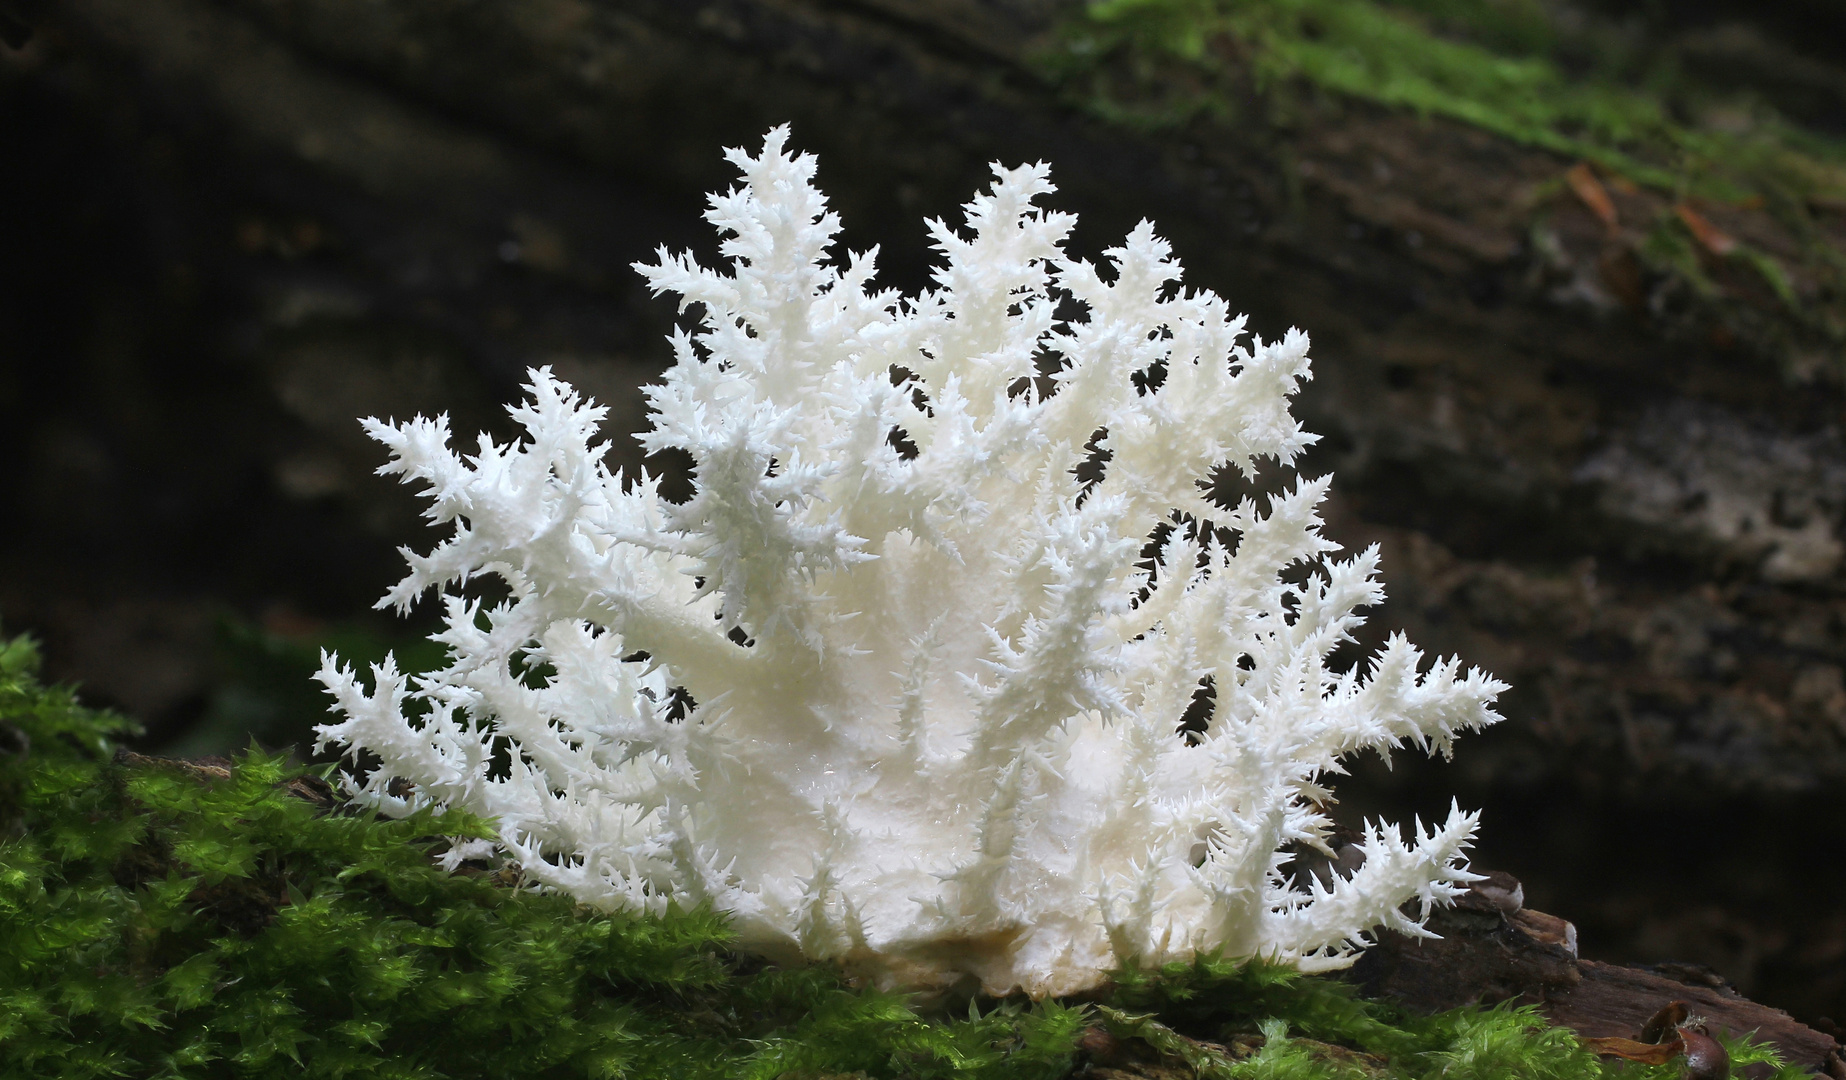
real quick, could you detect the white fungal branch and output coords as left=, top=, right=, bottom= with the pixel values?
left=316, top=126, right=1506, bottom=998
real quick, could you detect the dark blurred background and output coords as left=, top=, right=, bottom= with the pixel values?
left=3, top=0, right=1845, bottom=1031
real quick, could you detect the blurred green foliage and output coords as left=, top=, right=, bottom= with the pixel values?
left=1049, top=0, right=1846, bottom=202
left=167, top=617, right=450, bottom=760
left=1042, top=0, right=1846, bottom=366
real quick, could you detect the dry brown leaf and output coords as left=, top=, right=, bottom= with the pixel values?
left=1581, top=1035, right=1686, bottom=1064
left=1675, top=203, right=1738, bottom=256
left=1566, top=162, right=1619, bottom=230
left=1641, top=1000, right=1692, bottom=1044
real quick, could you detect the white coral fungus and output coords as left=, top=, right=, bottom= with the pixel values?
left=315, top=128, right=1506, bottom=998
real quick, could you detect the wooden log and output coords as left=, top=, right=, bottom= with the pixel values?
left=1353, top=874, right=1846, bottom=1075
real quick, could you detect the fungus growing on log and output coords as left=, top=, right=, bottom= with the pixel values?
left=317, top=128, right=1504, bottom=997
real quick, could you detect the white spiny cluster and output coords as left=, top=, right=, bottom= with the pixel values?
left=315, top=128, right=1506, bottom=998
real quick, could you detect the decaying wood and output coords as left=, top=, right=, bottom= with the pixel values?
left=1354, top=874, right=1846, bottom=1076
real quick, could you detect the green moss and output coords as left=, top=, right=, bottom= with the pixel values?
left=0, top=629, right=1087, bottom=1078
left=1634, top=215, right=1718, bottom=299
left=0, top=630, right=1803, bottom=1077
left=1047, top=0, right=1846, bottom=199
left=1098, top=954, right=1603, bottom=1079
left=1040, top=0, right=1846, bottom=369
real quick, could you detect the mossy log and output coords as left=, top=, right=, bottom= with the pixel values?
left=1, top=628, right=1837, bottom=1077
